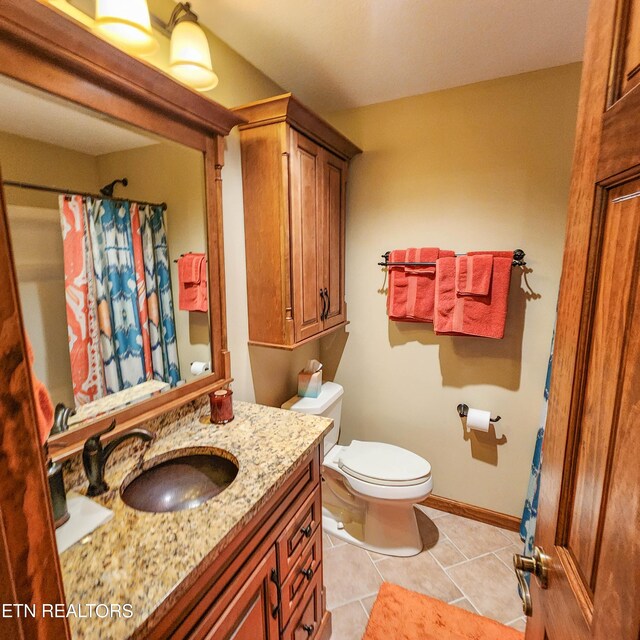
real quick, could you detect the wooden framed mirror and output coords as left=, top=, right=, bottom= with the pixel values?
left=0, top=0, right=245, bottom=461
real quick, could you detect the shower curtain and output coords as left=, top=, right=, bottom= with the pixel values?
left=520, top=329, right=555, bottom=556
left=60, top=195, right=180, bottom=405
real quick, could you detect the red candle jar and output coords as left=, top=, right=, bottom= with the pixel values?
left=210, top=389, right=234, bottom=424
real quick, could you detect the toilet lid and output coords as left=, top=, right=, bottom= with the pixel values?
left=338, top=440, right=431, bottom=486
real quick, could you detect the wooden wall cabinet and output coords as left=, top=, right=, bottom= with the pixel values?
left=151, top=448, right=330, bottom=640
left=233, top=94, right=361, bottom=349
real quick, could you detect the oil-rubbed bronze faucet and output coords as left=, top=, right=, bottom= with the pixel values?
left=82, top=421, right=155, bottom=496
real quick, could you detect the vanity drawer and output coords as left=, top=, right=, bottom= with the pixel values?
left=282, top=567, right=323, bottom=640
left=280, top=527, right=323, bottom=627
left=277, top=486, right=322, bottom=581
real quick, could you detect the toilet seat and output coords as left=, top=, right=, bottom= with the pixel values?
left=338, top=440, right=431, bottom=487
left=323, top=442, right=433, bottom=503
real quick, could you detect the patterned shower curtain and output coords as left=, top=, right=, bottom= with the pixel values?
left=520, top=329, right=555, bottom=556
left=60, top=196, right=180, bottom=405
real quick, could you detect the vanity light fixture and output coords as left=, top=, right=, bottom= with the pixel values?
left=168, top=2, right=219, bottom=92
left=94, top=0, right=159, bottom=56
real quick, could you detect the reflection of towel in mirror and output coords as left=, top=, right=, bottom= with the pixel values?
left=25, top=334, right=54, bottom=444
left=178, top=253, right=208, bottom=312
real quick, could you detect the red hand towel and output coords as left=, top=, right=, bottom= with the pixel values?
left=178, top=253, right=208, bottom=312
left=434, top=251, right=512, bottom=339
left=456, top=254, right=493, bottom=296
left=387, top=248, right=455, bottom=322
left=179, top=253, right=204, bottom=284
left=25, top=335, right=54, bottom=444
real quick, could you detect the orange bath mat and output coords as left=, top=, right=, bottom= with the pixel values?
left=363, top=583, right=524, bottom=640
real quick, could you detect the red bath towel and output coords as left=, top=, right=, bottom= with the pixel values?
left=434, top=251, right=513, bottom=339
left=387, top=248, right=455, bottom=322
left=178, top=253, right=208, bottom=312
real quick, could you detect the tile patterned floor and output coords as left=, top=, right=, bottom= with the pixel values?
left=324, top=505, right=527, bottom=639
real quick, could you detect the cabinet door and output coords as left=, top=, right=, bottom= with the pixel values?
left=321, top=150, right=347, bottom=330
left=290, top=130, right=324, bottom=342
left=189, top=548, right=280, bottom=640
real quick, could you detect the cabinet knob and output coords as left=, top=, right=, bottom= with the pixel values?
left=302, top=623, right=314, bottom=635
left=300, top=524, right=312, bottom=538
left=301, top=567, right=314, bottom=580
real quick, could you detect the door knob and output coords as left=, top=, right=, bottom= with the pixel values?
left=513, top=546, right=550, bottom=617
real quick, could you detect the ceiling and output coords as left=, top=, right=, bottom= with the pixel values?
left=191, top=0, right=590, bottom=112
left=0, top=76, right=158, bottom=156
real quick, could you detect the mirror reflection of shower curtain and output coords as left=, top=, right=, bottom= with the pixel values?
left=59, top=195, right=180, bottom=405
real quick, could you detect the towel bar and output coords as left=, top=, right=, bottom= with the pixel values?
left=173, top=253, right=208, bottom=264
left=378, top=249, right=526, bottom=268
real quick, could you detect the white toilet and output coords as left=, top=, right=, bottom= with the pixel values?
left=282, top=382, right=433, bottom=557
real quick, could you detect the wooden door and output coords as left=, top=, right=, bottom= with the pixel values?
left=0, top=171, right=71, bottom=640
left=320, top=149, right=347, bottom=330
left=290, top=130, right=324, bottom=342
left=189, top=548, right=280, bottom=640
left=525, top=1, right=640, bottom=639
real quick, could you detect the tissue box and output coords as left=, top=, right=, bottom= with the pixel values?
left=298, top=360, right=323, bottom=398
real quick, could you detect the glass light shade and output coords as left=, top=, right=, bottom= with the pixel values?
left=94, top=0, right=158, bottom=56
left=170, top=20, right=219, bottom=92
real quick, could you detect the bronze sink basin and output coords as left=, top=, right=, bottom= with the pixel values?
left=120, top=448, right=238, bottom=513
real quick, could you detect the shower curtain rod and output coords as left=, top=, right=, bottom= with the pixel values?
left=2, top=180, right=167, bottom=211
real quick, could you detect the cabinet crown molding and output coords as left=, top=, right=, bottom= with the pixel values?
left=232, top=93, right=362, bottom=160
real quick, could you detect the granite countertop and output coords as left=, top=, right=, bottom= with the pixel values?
left=59, top=400, right=332, bottom=640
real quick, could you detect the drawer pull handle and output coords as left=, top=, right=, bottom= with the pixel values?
left=302, top=623, right=314, bottom=635
left=320, top=289, right=327, bottom=320
left=301, top=567, right=314, bottom=580
left=270, top=568, right=281, bottom=619
left=300, top=524, right=312, bottom=538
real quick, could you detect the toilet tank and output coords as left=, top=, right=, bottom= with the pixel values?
left=281, top=382, right=344, bottom=455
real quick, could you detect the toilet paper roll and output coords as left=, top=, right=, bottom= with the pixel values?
left=466, top=408, right=491, bottom=433
left=190, top=361, right=211, bottom=376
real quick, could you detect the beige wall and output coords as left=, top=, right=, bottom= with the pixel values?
left=320, top=64, right=582, bottom=516
left=0, top=130, right=100, bottom=207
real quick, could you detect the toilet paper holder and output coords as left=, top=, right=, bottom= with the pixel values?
left=457, top=404, right=501, bottom=423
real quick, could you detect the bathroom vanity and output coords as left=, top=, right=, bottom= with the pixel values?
left=59, top=400, right=332, bottom=640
